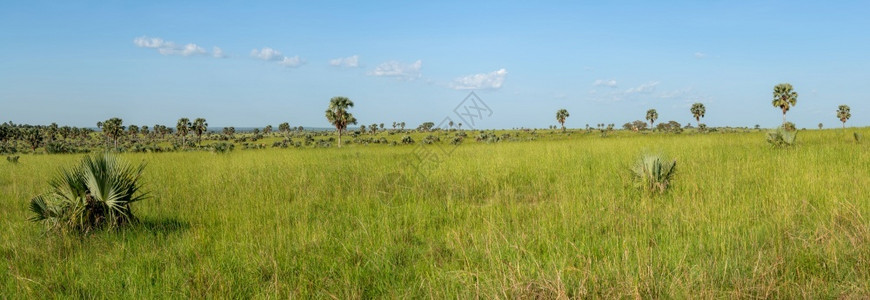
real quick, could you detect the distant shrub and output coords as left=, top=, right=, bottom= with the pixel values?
left=767, top=127, right=797, bottom=148
left=783, top=122, right=796, bottom=131
left=631, top=154, right=677, bottom=194
left=450, top=136, right=463, bottom=145
left=29, top=153, right=148, bottom=233
left=210, top=142, right=234, bottom=154
left=422, top=135, right=440, bottom=145
left=6, top=155, right=19, bottom=163
left=855, top=132, right=862, bottom=144
left=401, top=136, right=415, bottom=144
left=45, top=141, right=86, bottom=154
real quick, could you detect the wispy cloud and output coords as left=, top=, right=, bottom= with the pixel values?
left=593, top=79, right=618, bottom=88
left=212, top=47, right=226, bottom=58
left=251, top=47, right=304, bottom=67
left=450, top=68, right=508, bottom=90
left=694, top=52, right=707, bottom=59
left=329, top=55, right=360, bottom=68
left=133, top=36, right=211, bottom=57
left=369, top=60, right=422, bottom=79
left=625, top=81, right=660, bottom=94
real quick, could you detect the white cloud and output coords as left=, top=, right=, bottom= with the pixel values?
left=369, top=60, right=422, bottom=79
left=213, top=47, right=226, bottom=58
left=626, top=81, right=660, bottom=94
left=134, top=36, right=172, bottom=49
left=694, top=52, right=707, bottom=59
left=250, top=47, right=284, bottom=61
left=251, top=47, right=304, bottom=67
left=329, top=55, right=360, bottom=68
left=593, top=79, right=618, bottom=88
left=134, top=36, right=212, bottom=57
left=279, top=56, right=303, bottom=67
left=450, top=68, right=508, bottom=90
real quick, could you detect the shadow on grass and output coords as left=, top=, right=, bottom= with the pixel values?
left=134, top=217, right=190, bottom=235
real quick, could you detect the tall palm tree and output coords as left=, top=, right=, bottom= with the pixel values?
left=555, top=109, right=569, bottom=132
left=177, top=118, right=191, bottom=147
left=646, top=109, right=658, bottom=128
left=325, top=96, right=357, bottom=148
left=837, top=105, right=851, bottom=129
left=102, top=117, right=125, bottom=148
left=772, top=83, right=798, bottom=125
left=192, top=118, right=208, bottom=145
left=690, top=103, right=706, bottom=126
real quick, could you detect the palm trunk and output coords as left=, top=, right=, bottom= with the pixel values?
left=337, top=129, right=342, bottom=148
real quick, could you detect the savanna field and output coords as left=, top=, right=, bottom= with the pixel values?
left=2, top=129, right=869, bottom=298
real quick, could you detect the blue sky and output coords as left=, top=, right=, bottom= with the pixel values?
left=1, top=0, right=867, bottom=129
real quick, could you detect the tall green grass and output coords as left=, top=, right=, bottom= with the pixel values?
left=2, top=129, right=869, bottom=298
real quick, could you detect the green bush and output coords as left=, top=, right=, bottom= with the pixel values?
left=767, top=126, right=797, bottom=147
left=631, top=154, right=677, bottom=194
left=29, top=153, right=148, bottom=233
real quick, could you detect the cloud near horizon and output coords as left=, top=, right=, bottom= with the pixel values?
left=251, top=47, right=303, bottom=67
left=450, top=68, right=508, bottom=90
left=369, top=60, right=422, bottom=79
left=329, top=55, right=360, bottom=68
left=133, top=36, right=211, bottom=57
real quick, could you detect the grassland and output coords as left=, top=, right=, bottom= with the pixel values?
left=2, top=128, right=869, bottom=298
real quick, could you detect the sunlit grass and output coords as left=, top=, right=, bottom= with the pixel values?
left=2, top=128, right=868, bottom=298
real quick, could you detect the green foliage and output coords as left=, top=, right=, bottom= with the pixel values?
left=631, top=153, right=677, bottom=194
left=422, top=135, right=440, bottom=145
left=401, top=135, right=415, bottom=144
left=6, top=155, right=19, bottom=163
left=555, top=108, right=569, bottom=131
left=29, top=153, right=148, bottom=233
left=773, top=83, right=798, bottom=123
left=837, top=105, right=851, bottom=128
left=855, top=132, right=862, bottom=144
left=210, top=142, right=234, bottom=154
left=646, top=109, right=658, bottom=127
left=767, top=126, right=797, bottom=147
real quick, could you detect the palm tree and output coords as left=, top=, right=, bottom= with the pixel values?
left=646, top=109, right=658, bottom=128
left=772, top=83, right=798, bottom=125
left=192, top=118, right=208, bottom=145
left=177, top=118, right=191, bottom=147
left=264, top=125, right=273, bottom=135
left=29, top=153, right=147, bottom=232
left=555, top=109, right=569, bottom=132
left=690, top=103, right=706, bottom=126
left=325, top=96, right=357, bottom=148
left=102, top=117, right=125, bottom=148
left=837, top=105, right=851, bottom=129
left=448, top=120, right=454, bottom=129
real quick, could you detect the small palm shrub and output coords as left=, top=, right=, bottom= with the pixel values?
left=6, top=155, right=19, bottom=163
left=210, top=142, right=234, bottom=153
left=401, top=136, right=415, bottom=144
left=855, top=132, right=862, bottom=144
left=450, top=136, right=464, bottom=145
left=29, top=153, right=148, bottom=233
left=767, top=126, right=797, bottom=147
left=631, top=154, right=677, bottom=194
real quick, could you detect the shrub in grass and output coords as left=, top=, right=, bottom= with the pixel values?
left=210, top=142, right=234, bottom=153
left=29, top=153, right=148, bottom=233
left=631, top=154, right=677, bottom=194
left=401, top=136, right=415, bottom=144
left=855, top=132, right=862, bottom=144
left=6, top=155, right=19, bottom=163
left=767, top=126, right=797, bottom=148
